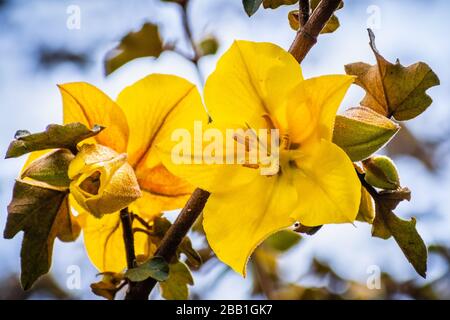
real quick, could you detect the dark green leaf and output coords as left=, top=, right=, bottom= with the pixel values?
left=21, top=149, right=74, bottom=187
left=125, top=256, right=169, bottom=282
left=4, top=180, right=80, bottom=289
left=5, top=123, right=103, bottom=159
left=104, top=23, right=164, bottom=76
left=265, top=230, right=301, bottom=252
left=371, top=188, right=427, bottom=278
left=243, top=0, right=264, bottom=16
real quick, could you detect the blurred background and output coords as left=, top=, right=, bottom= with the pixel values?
left=0, top=0, right=449, bottom=299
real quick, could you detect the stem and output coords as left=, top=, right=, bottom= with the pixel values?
left=120, top=208, right=136, bottom=269
left=125, top=188, right=210, bottom=300
left=299, top=0, right=310, bottom=26
left=180, top=0, right=205, bottom=84
left=289, top=0, right=342, bottom=63
left=357, top=171, right=380, bottom=200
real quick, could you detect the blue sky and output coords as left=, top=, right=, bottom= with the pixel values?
left=0, top=0, right=449, bottom=299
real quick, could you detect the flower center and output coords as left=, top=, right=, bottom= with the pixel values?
left=79, top=171, right=101, bottom=195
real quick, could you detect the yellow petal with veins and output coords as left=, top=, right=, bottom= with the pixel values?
left=203, top=173, right=297, bottom=276
left=287, top=75, right=354, bottom=144
left=82, top=211, right=151, bottom=272
left=291, top=139, right=361, bottom=226
left=116, top=74, right=207, bottom=200
left=205, top=40, right=303, bottom=130
left=58, top=82, right=129, bottom=153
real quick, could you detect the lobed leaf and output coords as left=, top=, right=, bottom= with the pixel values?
left=371, top=188, right=427, bottom=278
left=4, top=180, right=80, bottom=289
left=5, top=123, right=103, bottom=159
left=345, top=29, right=440, bottom=121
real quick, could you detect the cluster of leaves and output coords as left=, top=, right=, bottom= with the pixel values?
left=91, top=216, right=199, bottom=300
left=104, top=0, right=219, bottom=76
left=243, top=0, right=342, bottom=34
left=330, top=29, right=439, bottom=278
left=3, top=123, right=103, bottom=289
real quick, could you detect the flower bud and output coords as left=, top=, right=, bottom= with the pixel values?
left=363, top=155, right=400, bottom=190
left=68, top=144, right=142, bottom=218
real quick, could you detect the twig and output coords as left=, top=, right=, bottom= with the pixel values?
left=299, top=0, right=310, bottom=26
left=120, top=208, right=136, bottom=269
left=180, top=0, right=205, bottom=84
left=125, top=188, right=210, bottom=300
left=132, top=213, right=152, bottom=230
left=289, top=0, right=342, bottom=63
left=357, top=171, right=380, bottom=200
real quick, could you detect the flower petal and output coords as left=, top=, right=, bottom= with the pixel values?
left=203, top=174, right=297, bottom=276
left=58, top=82, right=129, bottom=153
left=82, top=212, right=151, bottom=272
left=205, top=41, right=303, bottom=129
left=287, top=75, right=354, bottom=144
left=156, top=121, right=259, bottom=194
left=116, top=74, right=207, bottom=198
left=291, top=140, right=361, bottom=226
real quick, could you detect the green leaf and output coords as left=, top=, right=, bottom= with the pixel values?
left=5, top=123, right=103, bottom=159
left=333, top=106, right=400, bottom=161
left=264, top=230, right=301, bottom=252
left=21, top=149, right=74, bottom=187
left=263, top=0, right=298, bottom=9
left=345, top=29, right=440, bottom=121
left=371, top=188, right=427, bottom=278
left=178, top=237, right=202, bottom=269
left=363, top=155, right=400, bottom=190
left=197, top=36, right=219, bottom=57
left=125, top=256, right=169, bottom=282
left=159, top=261, right=193, bottom=300
left=4, top=180, right=80, bottom=289
left=104, top=23, right=163, bottom=76
left=243, top=0, right=264, bottom=16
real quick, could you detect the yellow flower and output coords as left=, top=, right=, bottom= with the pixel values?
left=25, top=74, right=207, bottom=272
left=158, top=41, right=361, bottom=276
left=68, top=144, right=141, bottom=218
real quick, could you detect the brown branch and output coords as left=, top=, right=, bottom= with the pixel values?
left=125, top=188, right=210, bottom=300
left=289, top=0, right=342, bottom=63
left=299, top=0, right=310, bottom=26
left=120, top=208, right=136, bottom=269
